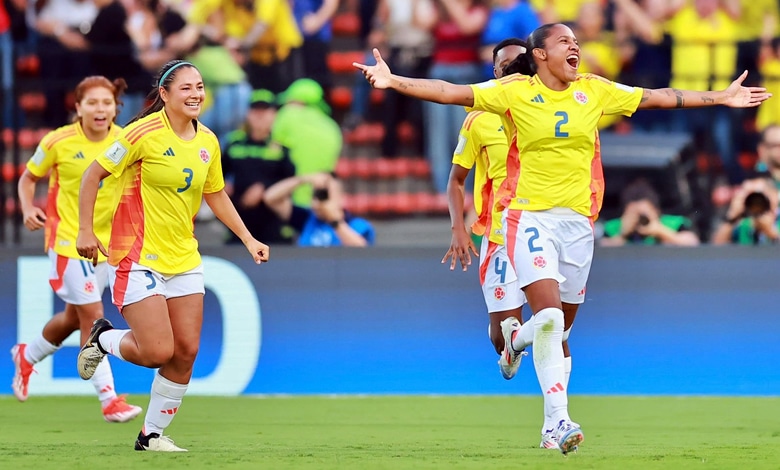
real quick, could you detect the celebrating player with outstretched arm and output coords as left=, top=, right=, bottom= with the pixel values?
left=355, top=22, right=771, bottom=454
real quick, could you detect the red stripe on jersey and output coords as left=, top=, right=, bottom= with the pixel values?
left=498, top=109, right=520, bottom=212
left=479, top=239, right=501, bottom=285
left=109, top=164, right=145, bottom=268
left=44, top=169, right=61, bottom=251
left=43, top=129, right=77, bottom=150
left=128, top=123, right=165, bottom=145
left=471, top=149, right=493, bottom=237
left=463, top=111, right=483, bottom=131
left=498, top=75, right=528, bottom=86
left=125, top=118, right=163, bottom=142
left=48, top=253, right=69, bottom=293
left=589, top=130, right=604, bottom=218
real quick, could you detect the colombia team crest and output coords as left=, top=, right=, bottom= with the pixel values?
left=200, top=148, right=210, bottom=163
left=494, top=286, right=505, bottom=301
left=574, top=90, right=588, bottom=104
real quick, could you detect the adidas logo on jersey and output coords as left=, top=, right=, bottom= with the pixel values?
left=163, top=147, right=176, bottom=157
left=531, top=94, right=545, bottom=103
left=72, top=151, right=85, bottom=159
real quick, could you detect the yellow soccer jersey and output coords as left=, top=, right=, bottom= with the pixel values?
left=469, top=73, right=643, bottom=218
left=452, top=111, right=508, bottom=244
left=26, top=122, right=122, bottom=261
left=96, top=110, right=225, bottom=274
left=757, top=58, right=780, bottom=131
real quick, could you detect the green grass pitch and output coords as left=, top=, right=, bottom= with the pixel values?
left=0, top=395, right=778, bottom=469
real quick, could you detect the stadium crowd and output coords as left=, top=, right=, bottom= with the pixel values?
left=1, top=0, right=780, bottom=244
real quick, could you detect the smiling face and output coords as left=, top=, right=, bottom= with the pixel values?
left=160, top=66, right=205, bottom=121
left=76, top=86, right=117, bottom=136
left=493, top=44, right=526, bottom=79
left=534, top=23, right=580, bottom=87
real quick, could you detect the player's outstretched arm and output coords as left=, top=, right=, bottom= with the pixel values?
left=638, top=71, right=772, bottom=110
left=353, top=48, right=475, bottom=106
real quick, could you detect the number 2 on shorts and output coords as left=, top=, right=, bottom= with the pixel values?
left=525, top=227, right=542, bottom=253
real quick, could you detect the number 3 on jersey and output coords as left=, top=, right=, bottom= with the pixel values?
left=177, top=168, right=193, bottom=193
left=554, top=111, right=569, bottom=138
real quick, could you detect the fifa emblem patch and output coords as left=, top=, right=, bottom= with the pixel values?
left=533, top=256, right=547, bottom=268
left=574, top=91, right=588, bottom=104
left=494, top=286, right=505, bottom=300
left=200, top=148, right=210, bottom=163
left=84, top=281, right=95, bottom=294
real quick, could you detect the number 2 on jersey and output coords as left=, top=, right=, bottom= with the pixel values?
left=177, top=168, right=193, bottom=193
left=554, top=111, right=569, bottom=138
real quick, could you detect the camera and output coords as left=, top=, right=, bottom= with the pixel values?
left=638, top=215, right=650, bottom=226
left=313, top=187, right=329, bottom=201
left=744, top=191, right=771, bottom=217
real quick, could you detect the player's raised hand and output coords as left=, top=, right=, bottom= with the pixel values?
left=352, top=48, right=393, bottom=89
left=723, top=71, right=772, bottom=108
left=442, top=228, right=479, bottom=272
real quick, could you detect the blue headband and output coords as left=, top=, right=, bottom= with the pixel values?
left=158, top=61, right=194, bottom=88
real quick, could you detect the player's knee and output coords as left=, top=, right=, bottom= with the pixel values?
left=535, top=307, right=563, bottom=331
left=175, top=340, right=200, bottom=366
left=140, top=344, right=175, bottom=368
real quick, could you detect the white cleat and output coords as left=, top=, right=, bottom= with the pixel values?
left=134, top=432, right=188, bottom=452
left=498, top=317, right=527, bottom=380
left=554, top=419, right=584, bottom=455
left=540, top=427, right=561, bottom=450
left=77, top=318, right=113, bottom=380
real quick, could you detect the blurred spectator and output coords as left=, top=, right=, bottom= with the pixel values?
left=0, top=0, right=11, bottom=127
left=272, top=78, right=342, bottom=207
left=614, top=0, right=743, bottom=184
left=573, top=1, right=620, bottom=129
left=756, top=37, right=780, bottom=132
left=735, top=0, right=777, bottom=87
left=528, top=0, right=591, bottom=24
left=370, top=0, right=432, bottom=157
left=418, top=0, right=488, bottom=194
left=754, top=124, right=780, bottom=188
left=32, top=0, right=97, bottom=127
left=83, top=0, right=152, bottom=125
left=264, top=173, right=375, bottom=247
left=222, top=89, right=296, bottom=245
left=291, top=0, right=339, bottom=94
left=600, top=178, right=700, bottom=247
left=613, top=0, right=673, bottom=131
left=123, top=0, right=186, bottom=73
left=166, top=0, right=253, bottom=140
left=711, top=173, right=779, bottom=245
left=341, top=0, right=378, bottom=130
left=479, top=0, right=539, bottom=80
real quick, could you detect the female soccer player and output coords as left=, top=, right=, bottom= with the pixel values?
left=355, top=23, right=770, bottom=454
left=13, top=76, right=142, bottom=423
left=75, top=60, right=270, bottom=452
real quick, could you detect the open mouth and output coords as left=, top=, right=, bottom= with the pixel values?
left=566, top=54, right=579, bottom=69
left=94, top=117, right=107, bottom=125
left=185, top=101, right=201, bottom=110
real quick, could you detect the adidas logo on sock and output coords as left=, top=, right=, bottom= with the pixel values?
left=531, top=94, right=545, bottom=103
left=161, top=407, right=179, bottom=415
left=546, top=382, right=565, bottom=394
left=163, top=147, right=176, bottom=157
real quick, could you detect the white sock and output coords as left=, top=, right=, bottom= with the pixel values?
left=543, top=356, right=573, bottom=434
left=533, top=307, right=569, bottom=426
left=143, top=372, right=188, bottom=436
left=564, top=355, right=572, bottom=390
left=98, top=329, right=130, bottom=361
left=24, top=334, right=60, bottom=364
left=90, top=356, right=118, bottom=406
left=513, top=320, right=534, bottom=351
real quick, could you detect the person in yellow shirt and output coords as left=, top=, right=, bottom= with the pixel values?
left=75, top=60, right=270, bottom=452
left=13, top=76, right=142, bottom=423
left=757, top=37, right=780, bottom=131
left=355, top=22, right=769, bottom=454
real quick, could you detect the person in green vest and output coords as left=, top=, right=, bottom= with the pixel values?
left=272, top=78, right=343, bottom=207
left=601, top=178, right=700, bottom=247
left=222, top=89, right=296, bottom=245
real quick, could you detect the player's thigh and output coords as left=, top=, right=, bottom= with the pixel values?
left=164, top=265, right=206, bottom=359
left=48, top=250, right=103, bottom=305
left=121, top=294, right=174, bottom=354
left=503, top=210, right=565, bottom=291
left=557, top=219, right=594, bottom=305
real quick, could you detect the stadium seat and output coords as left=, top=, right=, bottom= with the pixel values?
left=327, top=51, right=366, bottom=75
left=18, top=92, right=46, bottom=113
left=330, top=86, right=353, bottom=109
left=331, top=12, right=361, bottom=37
left=2, top=162, right=15, bottom=183
left=16, top=54, right=40, bottom=76
left=369, top=88, right=385, bottom=105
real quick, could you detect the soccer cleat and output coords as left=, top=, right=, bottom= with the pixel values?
left=77, top=318, right=113, bottom=380
left=102, top=395, right=143, bottom=423
left=134, top=432, right=188, bottom=452
left=498, top=317, right=527, bottom=380
left=10, top=344, right=35, bottom=402
left=540, top=427, right=561, bottom=450
left=554, top=419, right=584, bottom=455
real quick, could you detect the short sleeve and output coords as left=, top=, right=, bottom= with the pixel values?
left=468, top=78, right=514, bottom=116
left=451, top=112, right=482, bottom=169
left=588, top=74, right=644, bottom=117
left=96, top=135, right=140, bottom=178
left=26, top=132, right=58, bottom=177
left=204, top=141, right=226, bottom=194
